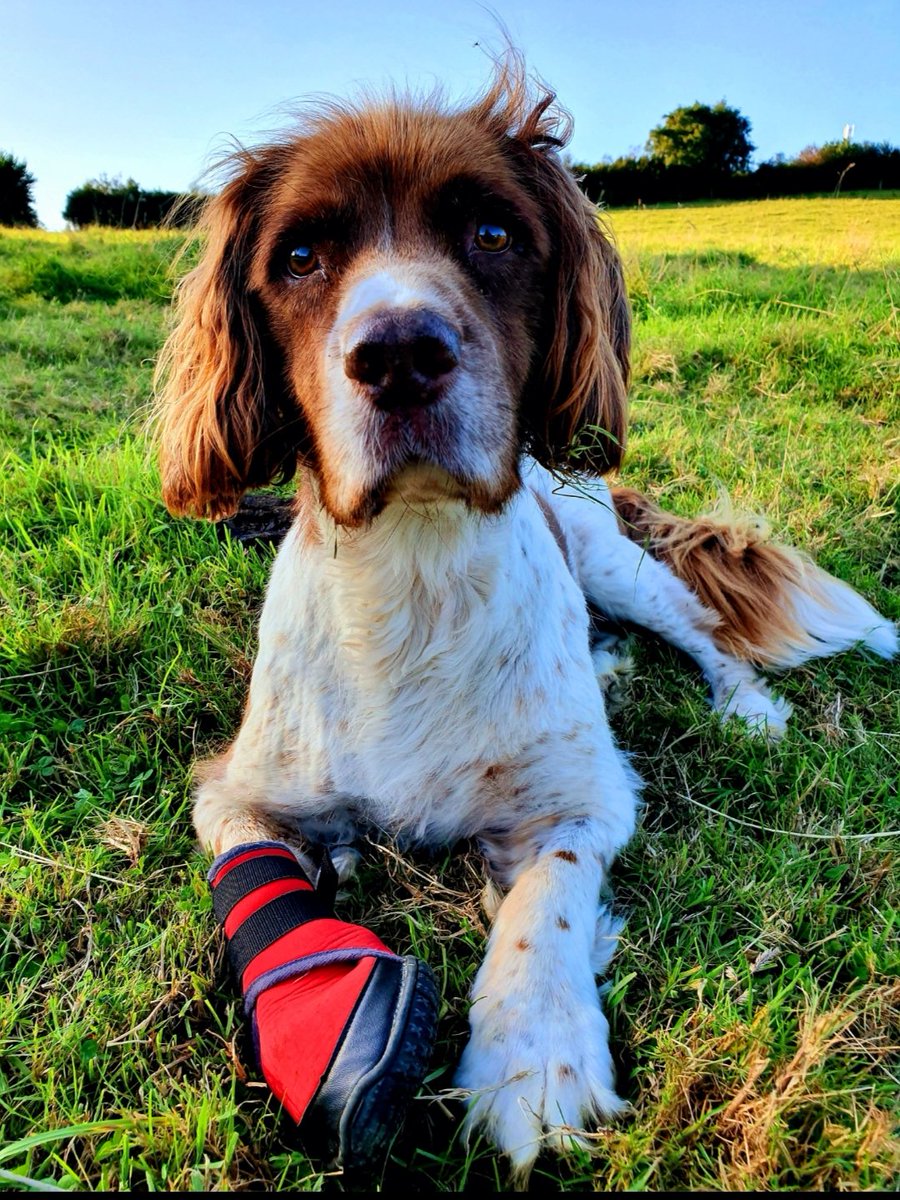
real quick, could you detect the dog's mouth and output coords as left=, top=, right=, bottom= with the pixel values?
left=315, top=364, right=522, bottom=528
left=372, top=400, right=462, bottom=462
left=359, top=404, right=512, bottom=513
left=333, top=450, right=520, bottom=530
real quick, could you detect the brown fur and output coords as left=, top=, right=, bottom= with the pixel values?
left=532, top=488, right=573, bottom=568
left=154, top=149, right=311, bottom=520
left=154, top=54, right=629, bottom=523
left=611, top=486, right=828, bottom=666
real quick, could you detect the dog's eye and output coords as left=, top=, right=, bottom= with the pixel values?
left=474, top=222, right=512, bottom=253
left=287, top=245, right=319, bottom=277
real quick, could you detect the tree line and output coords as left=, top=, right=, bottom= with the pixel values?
left=2, top=101, right=899, bottom=227
left=61, top=178, right=202, bottom=229
left=0, top=159, right=202, bottom=229
left=573, top=102, right=899, bottom=207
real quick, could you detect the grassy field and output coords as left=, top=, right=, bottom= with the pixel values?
left=0, top=196, right=898, bottom=1192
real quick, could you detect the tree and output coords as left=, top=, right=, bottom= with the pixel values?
left=0, top=152, right=39, bottom=227
left=647, top=102, right=754, bottom=175
left=62, top=177, right=201, bottom=229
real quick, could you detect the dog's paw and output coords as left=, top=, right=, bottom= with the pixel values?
left=717, top=679, right=791, bottom=739
left=327, top=844, right=362, bottom=883
left=591, top=645, right=635, bottom=715
left=454, top=982, right=626, bottom=1177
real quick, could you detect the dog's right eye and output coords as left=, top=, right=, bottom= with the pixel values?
left=473, top=222, right=512, bottom=253
left=286, top=245, right=319, bottom=277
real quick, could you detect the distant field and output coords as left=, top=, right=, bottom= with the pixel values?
left=613, top=193, right=900, bottom=265
left=0, top=198, right=898, bottom=1192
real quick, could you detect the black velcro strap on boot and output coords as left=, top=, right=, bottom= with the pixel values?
left=212, top=855, right=311, bottom=924
left=226, top=889, right=337, bottom=980
left=305, top=844, right=339, bottom=912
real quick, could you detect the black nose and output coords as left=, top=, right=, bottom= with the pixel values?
left=344, top=310, right=460, bottom=410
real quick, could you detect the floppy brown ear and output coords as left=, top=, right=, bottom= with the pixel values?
left=523, top=150, right=631, bottom=476
left=154, top=153, right=303, bottom=519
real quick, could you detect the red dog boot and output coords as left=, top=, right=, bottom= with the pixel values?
left=208, top=841, right=439, bottom=1169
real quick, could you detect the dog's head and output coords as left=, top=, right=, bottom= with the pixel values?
left=156, top=60, right=630, bottom=526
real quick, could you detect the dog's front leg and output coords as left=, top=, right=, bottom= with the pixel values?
left=193, top=781, right=285, bottom=856
left=193, top=766, right=365, bottom=885
left=456, top=817, right=627, bottom=1177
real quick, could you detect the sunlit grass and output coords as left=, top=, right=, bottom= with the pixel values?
left=1, top=201, right=898, bottom=1191
left=610, top=194, right=900, bottom=268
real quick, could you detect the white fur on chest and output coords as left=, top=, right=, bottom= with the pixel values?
left=230, top=477, right=604, bottom=843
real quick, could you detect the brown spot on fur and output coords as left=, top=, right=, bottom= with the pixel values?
left=532, top=489, right=573, bottom=568
left=555, top=849, right=578, bottom=863
left=516, top=938, right=530, bottom=951
left=556, top=915, right=571, bottom=930
left=611, top=486, right=827, bottom=667
left=558, top=1063, right=575, bottom=1081
left=483, top=763, right=510, bottom=783
left=293, top=473, right=324, bottom=547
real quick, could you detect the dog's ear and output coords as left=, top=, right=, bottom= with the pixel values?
left=155, top=153, right=303, bottom=519
left=525, top=152, right=630, bottom=476
left=493, top=76, right=629, bottom=476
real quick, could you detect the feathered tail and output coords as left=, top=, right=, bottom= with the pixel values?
left=610, top=487, right=897, bottom=668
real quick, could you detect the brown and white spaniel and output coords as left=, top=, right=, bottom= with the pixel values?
left=155, top=59, right=896, bottom=1173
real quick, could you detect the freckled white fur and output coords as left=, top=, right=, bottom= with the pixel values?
left=197, top=471, right=638, bottom=850
left=455, top=817, right=630, bottom=1173
left=196, top=458, right=647, bottom=1173
left=196, top=443, right=895, bottom=1174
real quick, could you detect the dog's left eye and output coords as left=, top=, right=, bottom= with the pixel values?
left=474, top=222, right=512, bottom=253
left=287, top=245, right=319, bottom=277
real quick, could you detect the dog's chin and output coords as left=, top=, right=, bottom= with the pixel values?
left=385, top=463, right=471, bottom=506
left=324, top=459, right=521, bottom=530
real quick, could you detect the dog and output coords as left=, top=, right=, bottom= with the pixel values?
left=155, top=59, right=897, bottom=1173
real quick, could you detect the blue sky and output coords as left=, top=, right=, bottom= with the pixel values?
left=3, top=0, right=898, bottom=229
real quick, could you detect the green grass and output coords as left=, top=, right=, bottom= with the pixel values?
left=1, top=201, right=898, bottom=1192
